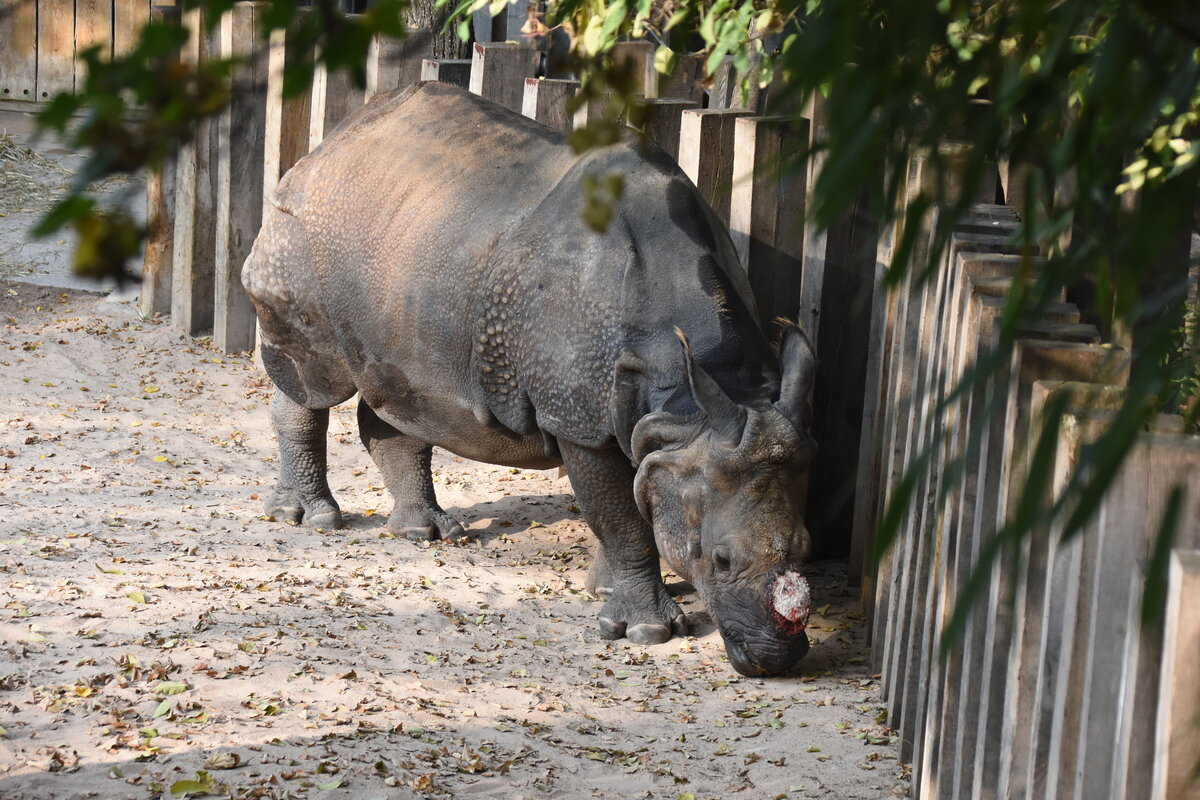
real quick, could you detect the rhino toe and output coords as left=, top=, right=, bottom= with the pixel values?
left=389, top=508, right=465, bottom=542
left=596, top=587, right=685, bottom=645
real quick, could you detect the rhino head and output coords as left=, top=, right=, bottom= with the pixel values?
left=631, top=325, right=817, bottom=676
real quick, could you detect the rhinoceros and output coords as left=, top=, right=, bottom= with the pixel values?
left=242, top=81, right=817, bottom=676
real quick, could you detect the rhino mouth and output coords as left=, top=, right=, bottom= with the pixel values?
left=721, top=628, right=811, bottom=677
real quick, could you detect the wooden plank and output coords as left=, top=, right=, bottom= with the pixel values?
left=139, top=155, right=175, bottom=318
left=521, top=77, right=579, bottom=133
left=865, top=149, right=925, bottom=678
left=634, top=97, right=699, bottom=161
left=1112, top=434, right=1200, bottom=800
left=974, top=340, right=1125, bottom=800
left=113, top=0, right=150, bottom=58
left=365, top=28, right=428, bottom=99
left=610, top=40, right=656, bottom=98
left=473, top=0, right=528, bottom=43
left=262, top=25, right=312, bottom=212
left=170, top=8, right=216, bottom=335
left=74, top=0, right=114, bottom=89
left=469, top=42, right=539, bottom=113
left=0, top=0, right=37, bottom=100
left=678, top=108, right=753, bottom=227
left=805, top=184, right=879, bottom=562
left=420, top=58, right=471, bottom=88
left=1153, top=549, right=1200, bottom=800
left=659, top=52, right=706, bottom=104
left=728, top=115, right=809, bottom=330
left=900, top=231, right=1022, bottom=796
left=309, top=63, right=365, bottom=150
left=708, top=56, right=736, bottom=110
left=37, top=0, right=76, bottom=99
left=213, top=1, right=266, bottom=353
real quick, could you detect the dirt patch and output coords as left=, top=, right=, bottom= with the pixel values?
left=0, top=282, right=906, bottom=800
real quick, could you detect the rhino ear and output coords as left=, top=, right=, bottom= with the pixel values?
left=774, top=321, right=816, bottom=433
left=675, top=328, right=747, bottom=447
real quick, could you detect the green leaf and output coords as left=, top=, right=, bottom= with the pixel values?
left=318, top=776, right=344, bottom=790
left=156, top=681, right=188, bottom=696
left=153, top=699, right=172, bottom=718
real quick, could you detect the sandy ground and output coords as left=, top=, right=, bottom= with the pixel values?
left=0, top=118, right=907, bottom=800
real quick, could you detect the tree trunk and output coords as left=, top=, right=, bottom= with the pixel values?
left=405, top=0, right=471, bottom=59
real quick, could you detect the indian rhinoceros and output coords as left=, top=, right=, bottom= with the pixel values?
left=241, top=81, right=817, bottom=676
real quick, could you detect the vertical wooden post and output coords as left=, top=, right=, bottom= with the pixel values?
left=74, top=0, right=114, bottom=89
left=521, top=77, right=579, bottom=133
left=263, top=25, right=312, bottom=212
left=678, top=108, right=753, bottom=227
left=633, top=97, right=699, bottom=161
left=421, top=58, right=472, bottom=88
left=469, top=42, right=539, bottom=113
left=1153, top=549, right=1200, bottom=800
left=659, top=52, right=707, bottom=104
left=708, top=56, right=737, bottom=110
left=610, top=41, right=657, bottom=98
left=36, top=0, right=75, bottom=99
left=213, top=1, right=266, bottom=354
left=140, top=155, right=176, bottom=318
left=171, top=8, right=217, bottom=335
left=309, top=64, right=365, bottom=151
left=728, top=115, right=810, bottom=330
left=365, top=28, right=428, bottom=99
left=114, top=0, right=152, bottom=58
left=0, top=0, right=37, bottom=100
left=473, top=0, right=529, bottom=43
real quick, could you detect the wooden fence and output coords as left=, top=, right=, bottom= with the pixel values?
left=853, top=144, right=1200, bottom=798
left=2, top=4, right=1197, bottom=795
left=0, top=0, right=153, bottom=101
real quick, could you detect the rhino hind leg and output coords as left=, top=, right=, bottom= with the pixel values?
left=558, top=441, right=688, bottom=645
left=267, top=389, right=343, bottom=530
left=357, top=400, right=465, bottom=542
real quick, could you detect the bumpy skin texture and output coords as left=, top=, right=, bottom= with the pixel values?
left=243, top=82, right=815, bottom=670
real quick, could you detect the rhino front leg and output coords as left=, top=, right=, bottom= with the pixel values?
left=559, top=440, right=687, bottom=644
left=267, top=389, right=343, bottom=529
left=357, top=400, right=465, bottom=541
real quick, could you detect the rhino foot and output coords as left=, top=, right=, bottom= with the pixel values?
left=265, top=489, right=343, bottom=530
left=389, top=507, right=465, bottom=542
left=598, top=583, right=688, bottom=645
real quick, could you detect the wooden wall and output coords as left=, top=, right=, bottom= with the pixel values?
left=0, top=0, right=154, bottom=102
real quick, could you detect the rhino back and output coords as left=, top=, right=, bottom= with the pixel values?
left=477, top=144, right=780, bottom=450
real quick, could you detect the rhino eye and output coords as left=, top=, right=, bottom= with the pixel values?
left=713, top=547, right=732, bottom=573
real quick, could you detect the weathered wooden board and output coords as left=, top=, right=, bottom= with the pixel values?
left=636, top=97, right=698, bottom=161
left=262, top=25, right=312, bottom=213
left=170, top=9, right=216, bottom=335
left=213, top=1, right=266, bottom=353
left=37, top=0, right=75, bottom=98
left=678, top=109, right=753, bottom=226
left=521, top=77, right=579, bottom=133
left=420, top=58, right=471, bottom=88
left=140, top=155, right=176, bottom=318
left=468, top=42, right=538, bottom=113
left=365, top=28, right=428, bottom=98
left=728, top=115, right=809, bottom=330
left=113, top=0, right=150, bottom=58
left=1153, top=549, right=1200, bottom=800
left=74, top=0, right=113, bottom=89
left=0, top=0, right=37, bottom=100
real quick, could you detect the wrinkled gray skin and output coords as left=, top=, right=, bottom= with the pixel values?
left=242, top=82, right=818, bottom=676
